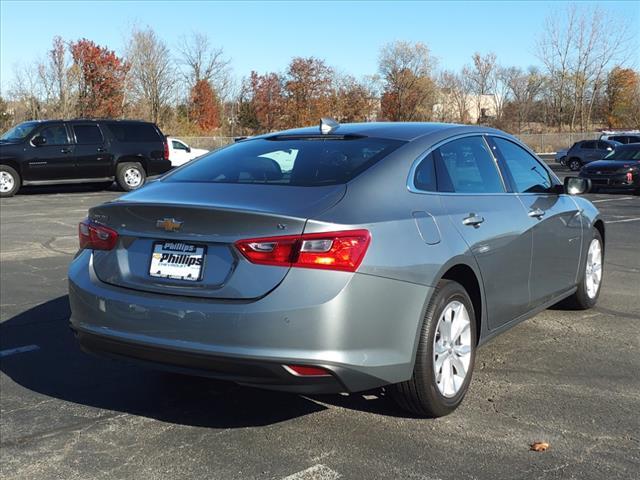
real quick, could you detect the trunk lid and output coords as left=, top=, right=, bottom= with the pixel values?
left=90, top=181, right=346, bottom=299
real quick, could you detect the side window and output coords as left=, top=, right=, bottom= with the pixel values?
left=434, top=136, right=504, bottom=193
left=492, top=137, right=551, bottom=193
left=172, top=140, right=187, bottom=150
left=73, top=124, right=103, bottom=144
left=36, top=124, right=68, bottom=145
left=582, top=141, right=596, bottom=149
left=413, top=152, right=436, bottom=191
left=597, top=141, right=611, bottom=150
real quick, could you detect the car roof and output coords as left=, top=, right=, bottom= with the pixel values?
left=262, top=122, right=486, bottom=141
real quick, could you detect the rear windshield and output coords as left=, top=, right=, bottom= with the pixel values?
left=166, top=136, right=405, bottom=186
left=104, top=123, right=161, bottom=143
left=604, top=146, right=640, bottom=161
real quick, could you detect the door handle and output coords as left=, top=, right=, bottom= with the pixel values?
left=528, top=208, right=546, bottom=219
left=60, top=147, right=71, bottom=154
left=462, top=213, right=485, bottom=227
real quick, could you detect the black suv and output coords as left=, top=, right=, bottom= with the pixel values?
left=0, top=119, right=172, bottom=197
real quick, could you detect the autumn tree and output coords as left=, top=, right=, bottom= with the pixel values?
left=189, top=79, right=221, bottom=132
left=249, top=71, right=286, bottom=131
left=284, top=57, right=334, bottom=126
left=467, top=52, right=498, bottom=123
left=69, top=39, right=129, bottom=117
left=503, top=66, right=545, bottom=133
left=436, top=70, right=473, bottom=123
left=605, top=67, right=640, bottom=128
left=332, top=75, right=377, bottom=123
left=126, top=27, right=176, bottom=124
left=378, top=41, right=437, bottom=121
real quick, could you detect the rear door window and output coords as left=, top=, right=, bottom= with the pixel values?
left=433, top=136, right=504, bottom=193
left=413, top=152, right=437, bottom=191
left=492, top=137, right=552, bottom=193
left=582, top=141, right=596, bottom=149
left=105, top=123, right=161, bottom=143
left=73, top=124, right=103, bottom=144
left=166, top=136, right=404, bottom=186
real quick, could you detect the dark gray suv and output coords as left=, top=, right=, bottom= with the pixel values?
left=565, top=139, right=622, bottom=171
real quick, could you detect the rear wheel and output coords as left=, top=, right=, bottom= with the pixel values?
left=390, top=280, right=476, bottom=417
left=0, top=165, right=21, bottom=197
left=561, top=229, right=603, bottom=309
left=116, top=162, right=146, bottom=191
left=568, top=158, right=582, bottom=171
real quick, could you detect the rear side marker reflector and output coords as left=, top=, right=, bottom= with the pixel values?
left=283, top=365, right=332, bottom=377
left=235, top=229, right=371, bottom=272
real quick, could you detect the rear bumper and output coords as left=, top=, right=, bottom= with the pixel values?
left=148, top=158, right=172, bottom=176
left=74, top=329, right=366, bottom=394
left=68, top=250, right=431, bottom=393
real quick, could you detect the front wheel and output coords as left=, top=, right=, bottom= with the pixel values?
left=116, top=162, right=146, bottom=191
left=390, top=280, right=477, bottom=417
left=0, top=165, right=21, bottom=197
left=561, top=229, right=603, bottom=309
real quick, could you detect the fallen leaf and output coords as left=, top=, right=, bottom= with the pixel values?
left=530, top=441, right=550, bottom=452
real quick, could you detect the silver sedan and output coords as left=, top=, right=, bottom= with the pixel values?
left=68, top=121, right=604, bottom=417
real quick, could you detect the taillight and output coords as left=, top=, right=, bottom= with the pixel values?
left=283, top=365, right=332, bottom=377
left=627, top=171, right=633, bottom=183
left=235, top=229, right=371, bottom=272
left=78, top=219, right=118, bottom=250
left=163, top=137, right=169, bottom=160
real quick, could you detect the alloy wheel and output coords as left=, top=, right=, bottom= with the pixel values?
left=585, top=238, right=602, bottom=299
left=433, top=300, right=472, bottom=398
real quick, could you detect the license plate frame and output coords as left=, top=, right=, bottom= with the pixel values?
left=148, top=241, right=207, bottom=282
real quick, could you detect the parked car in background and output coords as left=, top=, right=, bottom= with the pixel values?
left=555, top=148, right=569, bottom=165
left=167, top=137, right=208, bottom=167
left=0, top=119, right=171, bottom=197
left=599, top=130, right=640, bottom=145
left=564, top=139, right=622, bottom=171
left=580, top=143, right=640, bottom=194
left=69, top=120, right=603, bottom=417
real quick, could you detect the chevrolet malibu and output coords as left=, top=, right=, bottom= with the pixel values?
left=68, top=121, right=604, bottom=417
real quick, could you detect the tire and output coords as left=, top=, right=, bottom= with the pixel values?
left=560, top=229, right=603, bottom=310
left=390, top=280, right=477, bottom=417
left=568, top=158, right=582, bottom=171
left=0, top=165, right=21, bottom=197
left=116, top=162, right=146, bottom=191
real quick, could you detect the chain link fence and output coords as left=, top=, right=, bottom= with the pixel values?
left=175, top=132, right=601, bottom=154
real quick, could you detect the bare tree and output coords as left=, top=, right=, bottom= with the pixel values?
left=37, top=36, right=75, bottom=118
left=537, top=4, right=634, bottom=131
left=378, top=41, right=437, bottom=121
left=177, top=32, right=232, bottom=101
left=467, top=52, right=498, bottom=123
left=10, top=62, right=44, bottom=120
left=437, top=70, right=473, bottom=123
left=126, top=26, right=176, bottom=124
left=504, top=66, right=545, bottom=132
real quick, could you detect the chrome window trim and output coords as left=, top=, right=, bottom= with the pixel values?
left=407, top=132, right=509, bottom=196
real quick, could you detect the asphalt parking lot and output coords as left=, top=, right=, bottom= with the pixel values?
left=1, top=172, right=639, bottom=480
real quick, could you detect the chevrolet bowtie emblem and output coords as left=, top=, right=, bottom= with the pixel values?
left=156, top=218, right=183, bottom=232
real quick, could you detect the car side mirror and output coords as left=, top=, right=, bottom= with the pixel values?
left=32, top=135, right=46, bottom=146
left=186, top=146, right=191, bottom=153
left=564, top=176, right=591, bottom=195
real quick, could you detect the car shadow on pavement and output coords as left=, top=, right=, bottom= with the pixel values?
left=1, top=295, right=414, bottom=427
left=15, top=183, right=117, bottom=196
left=0, top=296, right=328, bottom=428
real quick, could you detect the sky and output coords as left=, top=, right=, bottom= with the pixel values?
left=1, top=0, right=638, bottom=94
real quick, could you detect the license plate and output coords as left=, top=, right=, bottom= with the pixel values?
left=149, top=242, right=206, bottom=282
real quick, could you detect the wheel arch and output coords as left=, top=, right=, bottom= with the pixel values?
left=440, top=263, right=483, bottom=346
left=1, top=159, right=22, bottom=176
left=593, top=218, right=605, bottom=251
left=116, top=155, right=149, bottom=173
